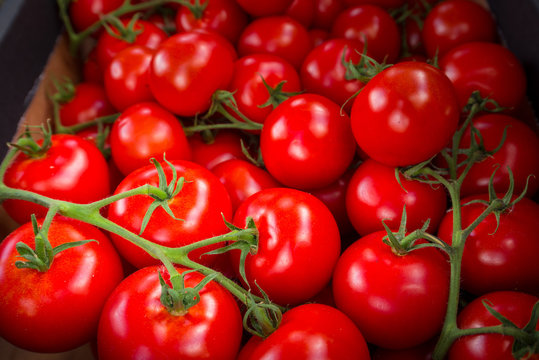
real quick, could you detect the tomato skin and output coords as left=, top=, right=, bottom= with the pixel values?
left=437, top=195, right=539, bottom=296
left=98, top=265, right=243, bottom=360
left=0, top=218, right=124, bottom=353
left=188, top=130, right=251, bottom=170
left=238, top=303, right=371, bottom=360
left=332, top=231, right=450, bottom=349
left=351, top=61, right=460, bottom=167
left=343, top=0, right=406, bottom=8
left=107, top=160, right=232, bottom=269
left=149, top=31, right=236, bottom=116
left=346, top=158, right=447, bottom=236
left=260, top=93, right=357, bottom=190
left=312, top=0, right=344, bottom=30
left=231, top=188, right=341, bottom=306
left=3, top=134, right=111, bottom=224
left=449, top=291, right=539, bottom=360
left=286, top=0, right=315, bottom=28
left=235, top=0, right=294, bottom=17
left=439, top=42, right=527, bottom=110
left=422, top=0, right=496, bottom=59
left=69, top=0, right=124, bottom=32
left=109, top=102, right=192, bottom=176
left=58, top=82, right=116, bottom=127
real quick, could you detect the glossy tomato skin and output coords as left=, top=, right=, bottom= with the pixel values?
left=0, top=218, right=124, bottom=353
left=69, top=0, right=124, bottom=32
left=332, top=231, right=450, bottom=349
left=422, top=0, right=496, bottom=59
left=231, top=188, right=341, bottom=306
left=346, top=158, right=447, bottom=236
left=439, top=42, right=527, bottom=110
left=437, top=195, right=539, bottom=296
left=149, top=31, right=236, bottom=116
left=107, top=160, right=232, bottom=268
left=188, top=130, right=251, bottom=170
left=3, top=134, right=111, bottom=224
left=260, top=93, right=357, bottom=190
left=351, top=61, right=460, bottom=167
left=312, top=0, right=344, bottom=30
left=449, top=291, right=539, bottom=360
left=109, top=102, right=192, bottom=176
left=58, top=82, right=116, bottom=127
left=286, top=0, right=315, bottom=28
left=98, top=265, right=243, bottom=360
left=238, top=303, right=371, bottom=360
left=237, top=16, right=311, bottom=69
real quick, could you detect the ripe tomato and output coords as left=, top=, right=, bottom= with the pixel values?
left=107, top=160, right=232, bottom=268
left=98, top=265, right=243, bottom=360
left=69, top=0, right=124, bottom=32
left=149, top=31, right=236, bottom=116
left=238, top=303, right=371, bottom=359
left=286, top=0, right=315, bottom=28
left=3, top=134, right=111, bottom=224
left=350, top=61, right=460, bottom=167
left=437, top=195, right=539, bottom=296
left=230, top=188, right=341, bottom=306
left=260, top=93, right=357, bottom=190
left=0, top=218, right=123, bottom=353
left=109, top=102, right=192, bottom=176
left=449, top=291, right=539, bottom=360
left=58, top=82, right=116, bottom=127
left=311, top=0, right=344, bottom=30
left=346, top=158, right=448, bottom=236
left=237, top=16, right=312, bottom=69
left=332, top=230, right=450, bottom=349
left=188, top=130, right=251, bottom=170
left=235, top=0, right=294, bottom=17
left=422, top=0, right=497, bottom=58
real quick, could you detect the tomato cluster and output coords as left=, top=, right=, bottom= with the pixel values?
left=1, top=0, right=538, bottom=359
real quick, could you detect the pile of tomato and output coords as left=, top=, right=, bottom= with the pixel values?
left=0, top=0, right=538, bottom=359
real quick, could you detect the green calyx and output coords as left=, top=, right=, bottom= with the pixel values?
left=243, top=283, right=283, bottom=339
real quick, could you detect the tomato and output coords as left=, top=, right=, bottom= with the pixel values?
left=107, top=160, right=232, bottom=268
left=237, top=16, right=312, bottom=69
left=438, top=194, right=539, bottom=296
left=83, top=47, right=104, bottom=84
left=188, top=130, right=251, bottom=170
left=210, top=159, right=281, bottom=213
left=350, top=61, right=460, bottom=167
left=346, top=158, right=447, bottom=236
left=402, top=16, right=426, bottom=57
left=228, top=53, right=302, bottom=126
left=58, top=82, right=116, bottom=128
left=104, top=45, right=155, bottom=111
left=308, top=28, right=330, bottom=48
left=311, top=0, right=344, bottom=30
left=69, top=0, right=124, bottom=32
left=260, top=93, right=357, bottom=190
left=332, top=230, right=450, bottom=349
left=109, top=102, right=192, bottom=176
left=439, top=42, right=527, bottom=111
left=0, top=218, right=123, bottom=353
left=286, top=0, right=315, bottom=28
left=331, top=4, right=401, bottom=64
left=238, top=303, right=371, bottom=360
left=175, top=0, right=249, bottom=44
left=230, top=188, right=341, bottom=306
left=235, top=0, right=294, bottom=17
left=98, top=265, right=243, bottom=360
left=343, top=0, right=406, bottom=9
left=449, top=291, right=539, bottom=360
left=3, top=134, right=111, bottom=224
left=422, top=0, right=497, bottom=59
left=300, top=38, right=365, bottom=112
left=149, top=31, right=236, bottom=116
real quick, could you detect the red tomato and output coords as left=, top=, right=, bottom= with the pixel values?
left=230, top=188, right=341, bottom=306
left=286, top=0, right=315, bottom=28
left=104, top=45, right=155, bottom=111
left=69, top=0, right=124, bottom=32
left=260, top=93, right=357, bottom=190
left=98, top=265, right=243, bottom=360
left=58, top=82, right=116, bottom=127
left=235, top=0, right=294, bottom=17
left=3, top=134, right=111, bottom=224
left=402, top=16, right=426, bottom=57
left=350, top=61, right=460, bottom=167
left=331, top=4, right=401, bottom=64
left=107, top=160, right=232, bottom=268
left=237, top=16, right=312, bottom=69
left=308, top=28, right=330, bottom=48
left=438, top=195, right=539, bottom=296
left=175, top=0, right=248, bottom=44
left=346, top=158, right=448, bottom=236
left=422, top=0, right=497, bottom=59
left=449, top=291, right=539, bottom=360
left=83, top=48, right=104, bottom=84
left=332, top=230, right=450, bottom=349
left=149, top=31, right=236, bottom=116
left=439, top=42, right=527, bottom=110
left=311, top=0, right=344, bottom=30
left=0, top=218, right=123, bottom=353
left=238, top=303, right=371, bottom=359
left=188, top=130, right=251, bottom=170
left=373, top=339, right=436, bottom=360
left=109, top=102, right=192, bottom=176
left=210, top=159, right=281, bottom=213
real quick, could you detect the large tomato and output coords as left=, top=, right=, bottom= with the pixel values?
left=350, top=61, right=460, bottom=167
left=98, top=265, right=243, bottom=360
left=230, top=188, right=341, bottom=306
left=0, top=218, right=123, bottom=353
left=332, top=230, right=450, bottom=349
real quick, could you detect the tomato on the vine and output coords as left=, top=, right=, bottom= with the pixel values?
left=58, top=82, right=116, bottom=127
